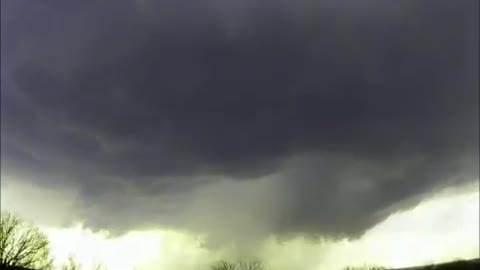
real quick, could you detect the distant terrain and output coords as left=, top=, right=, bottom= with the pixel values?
left=392, top=259, right=480, bottom=270
left=1, top=258, right=479, bottom=270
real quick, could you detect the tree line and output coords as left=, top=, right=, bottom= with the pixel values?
left=0, top=212, right=266, bottom=270
left=1, top=212, right=388, bottom=270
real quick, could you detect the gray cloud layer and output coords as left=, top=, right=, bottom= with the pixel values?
left=1, top=0, right=478, bottom=246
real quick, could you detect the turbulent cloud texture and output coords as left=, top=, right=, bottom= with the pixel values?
left=1, top=0, right=478, bottom=246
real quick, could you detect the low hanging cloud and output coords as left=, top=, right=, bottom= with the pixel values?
left=1, top=0, right=478, bottom=248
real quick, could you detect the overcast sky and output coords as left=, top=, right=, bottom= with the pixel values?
left=1, top=0, right=478, bottom=261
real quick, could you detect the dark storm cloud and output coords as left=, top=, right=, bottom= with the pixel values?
left=1, top=0, right=478, bottom=242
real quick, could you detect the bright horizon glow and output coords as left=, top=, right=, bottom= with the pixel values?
left=39, top=182, right=479, bottom=270
left=43, top=226, right=218, bottom=270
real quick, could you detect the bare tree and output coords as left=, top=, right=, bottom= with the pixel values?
left=211, top=260, right=238, bottom=270
left=238, top=259, right=263, bottom=270
left=0, top=212, right=53, bottom=269
left=62, top=256, right=82, bottom=270
left=91, top=263, right=107, bottom=270
left=211, top=259, right=264, bottom=270
left=61, top=256, right=108, bottom=270
left=344, top=265, right=387, bottom=270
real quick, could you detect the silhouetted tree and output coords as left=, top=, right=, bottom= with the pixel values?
left=344, top=265, right=386, bottom=270
left=211, top=260, right=237, bottom=270
left=238, top=259, right=263, bottom=270
left=0, top=212, right=53, bottom=269
left=62, top=256, right=81, bottom=270
left=211, top=259, right=264, bottom=270
left=61, top=256, right=107, bottom=270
